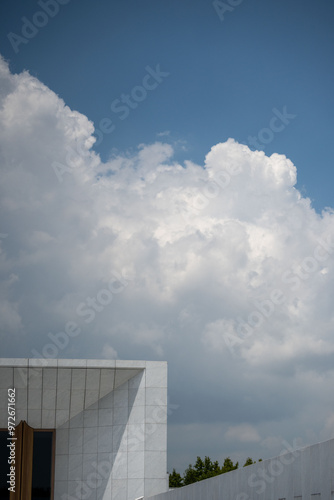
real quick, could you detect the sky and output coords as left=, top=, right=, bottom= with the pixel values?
left=0, top=0, right=334, bottom=474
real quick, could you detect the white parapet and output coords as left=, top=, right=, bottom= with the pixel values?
left=146, top=437, right=334, bottom=500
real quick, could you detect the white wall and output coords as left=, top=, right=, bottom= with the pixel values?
left=54, top=365, right=168, bottom=500
left=0, top=358, right=168, bottom=500
left=147, top=438, right=334, bottom=500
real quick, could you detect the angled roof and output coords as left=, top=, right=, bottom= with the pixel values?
left=0, top=358, right=165, bottom=428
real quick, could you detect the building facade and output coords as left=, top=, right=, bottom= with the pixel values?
left=0, top=358, right=168, bottom=500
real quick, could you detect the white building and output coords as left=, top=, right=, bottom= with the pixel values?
left=148, top=436, right=334, bottom=500
left=0, top=358, right=168, bottom=500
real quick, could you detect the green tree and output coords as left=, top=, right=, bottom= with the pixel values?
left=221, top=457, right=239, bottom=473
left=169, top=455, right=242, bottom=487
left=243, top=457, right=255, bottom=467
left=183, top=456, right=204, bottom=485
left=169, top=468, right=183, bottom=488
left=183, top=456, right=218, bottom=485
left=183, top=455, right=238, bottom=485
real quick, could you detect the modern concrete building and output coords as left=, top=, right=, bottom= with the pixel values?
left=1, top=358, right=333, bottom=500
left=0, top=358, right=168, bottom=500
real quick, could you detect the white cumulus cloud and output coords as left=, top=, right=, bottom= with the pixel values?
left=1, top=56, right=334, bottom=470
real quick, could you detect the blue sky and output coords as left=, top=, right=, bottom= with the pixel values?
left=1, top=0, right=334, bottom=475
left=1, top=0, right=334, bottom=211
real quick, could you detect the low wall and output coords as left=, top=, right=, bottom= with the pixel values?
left=148, top=438, right=334, bottom=500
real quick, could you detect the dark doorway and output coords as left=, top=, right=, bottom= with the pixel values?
left=0, top=424, right=54, bottom=500
left=31, top=432, right=53, bottom=500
